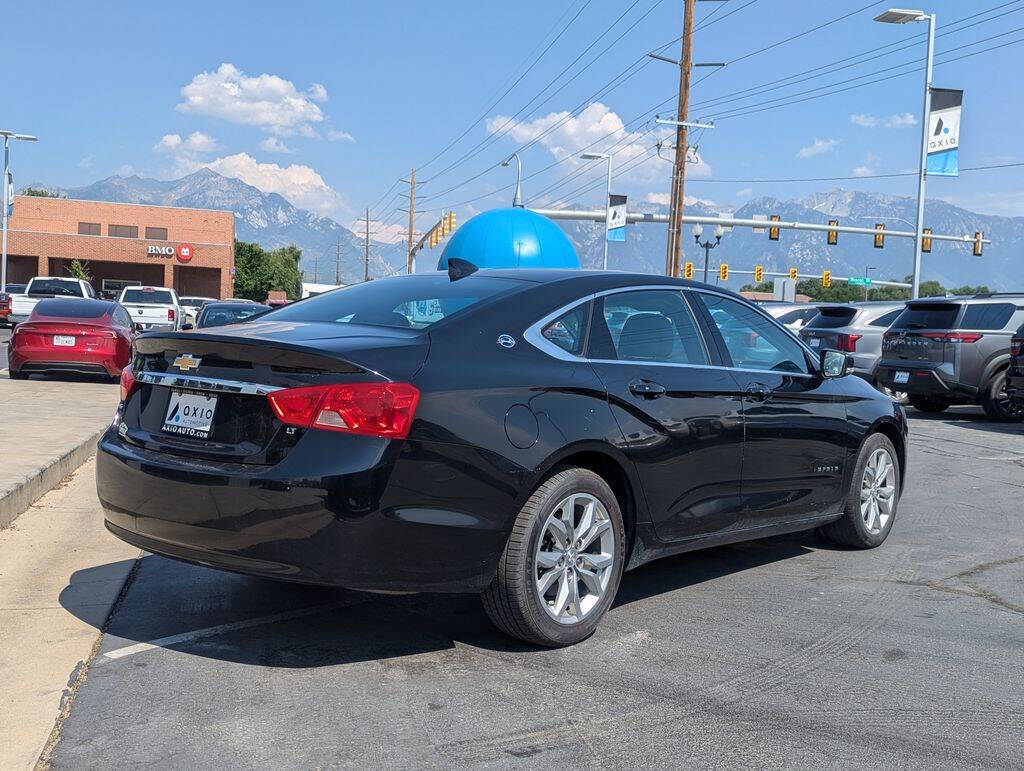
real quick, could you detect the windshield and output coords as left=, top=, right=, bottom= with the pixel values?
left=28, top=279, right=82, bottom=297
left=892, top=303, right=961, bottom=330
left=198, top=305, right=269, bottom=327
left=262, top=274, right=527, bottom=330
left=122, top=289, right=174, bottom=304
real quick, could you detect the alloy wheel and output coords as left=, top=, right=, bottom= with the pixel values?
left=860, top=448, right=896, bottom=534
left=534, top=493, right=615, bottom=624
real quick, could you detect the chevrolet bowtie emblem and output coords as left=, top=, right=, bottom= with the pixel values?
left=173, top=353, right=202, bottom=372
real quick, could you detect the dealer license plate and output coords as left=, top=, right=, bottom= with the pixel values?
left=53, top=335, right=76, bottom=346
left=162, top=390, right=218, bottom=439
left=893, top=371, right=910, bottom=384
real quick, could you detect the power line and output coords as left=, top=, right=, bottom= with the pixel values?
left=668, top=161, right=1024, bottom=185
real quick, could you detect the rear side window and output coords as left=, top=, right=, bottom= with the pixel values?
left=777, top=308, right=817, bottom=326
left=590, top=290, right=708, bottom=365
left=542, top=303, right=589, bottom=356
left=960, top=303, right=1015, bottom=330
left=892, top=303, right=960, bottom=330
left=869, top=309, right=903, bottom=327
left=806, top=307, right=857, bottom=329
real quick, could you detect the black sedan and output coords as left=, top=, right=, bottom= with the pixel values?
left=184, top=301, right=270, bottom=330
left=97, top=269, right=907, bottom=647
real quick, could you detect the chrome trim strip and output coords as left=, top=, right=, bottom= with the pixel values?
left=522, top=284, right=820, bottom=377
left=137, top=371, right=284, bottom=395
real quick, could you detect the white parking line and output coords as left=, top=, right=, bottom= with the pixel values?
left=102, top=601, right=349, bottom=661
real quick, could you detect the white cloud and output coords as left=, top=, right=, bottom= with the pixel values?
left=78, top=154, right=95, bottom=169
left=180, top=152, right=347, bottom=218
left=327, top=129, right=356, bottom=143
left=796, top=137, right=839, bottom=159
left=259, top=137, right=295, bottom=154
left=936, top=191, right=1024, bottom=217
left=176, top=63, right=334, bottom=137
left=736, top=187, right=753, bottom=198
left=348, top=218, right=406, bottom=244
left=645, top=192, right=670, bottom=205
left=884, top=112, right=917, bottom=128
left=850, top=112, right=917, bottom=129
left=486, top=102, right=680, bottom=184
left=115, top=164, right=136, bottom=177
left=154, top=131, right=219, bottom=155
left=853, top=165, right=873, bottom=177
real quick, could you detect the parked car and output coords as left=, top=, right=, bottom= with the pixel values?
left=118, top=286, right=182, bottom=332
left=799, top=302, right=906, bottom=401
left=8, top=277, right=96, bottom=324
left=0, top=283, right=28, bottom=327
left=97, top=270, right=907, bottom=647
left=759, top=301, right=822, bottom=331
left=178, top=296, right=216, bottom=326
left=876, top=293, right=1024, bottom=421
left=1007, top=322, right=1024, bottom=410
left=186, top=301, right=270, bottom=329
left=7, top=297, right=135, bottom=380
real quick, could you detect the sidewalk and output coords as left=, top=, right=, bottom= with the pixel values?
left=0, top=457, right=139, bottom=770
left=0, top=376, right=119, bottom=528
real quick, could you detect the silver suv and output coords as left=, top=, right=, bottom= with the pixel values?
left=799, top=301, right=906, bottom=398
left=875, top=294, right=1024, bottom=421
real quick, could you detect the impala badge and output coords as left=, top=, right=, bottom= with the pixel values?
left=173, top=353, right=202, bottom=372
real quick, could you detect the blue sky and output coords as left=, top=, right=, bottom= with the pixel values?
left=6, top=0, right=1023, bottom=241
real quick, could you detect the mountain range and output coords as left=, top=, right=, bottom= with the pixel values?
left=44, top=170, right=1022, bottom=290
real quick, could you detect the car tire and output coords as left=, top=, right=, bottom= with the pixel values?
left=908, top=395, right=949, bottom=414
left=482, top=466, right=626, bottom=647
left=819, top=433, right=901, bottom=549
left=981, top=370, right=1024, bottom=422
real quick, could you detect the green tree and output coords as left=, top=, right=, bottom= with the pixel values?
left=232, top=241, right=304, bottom=301
left=267, top=245, right=303, bottom=300
left=21, top=187, right=62, bottom=197
left=67, top=259, right=91, bottom=281
left=948, top=285, right=990, bottom=295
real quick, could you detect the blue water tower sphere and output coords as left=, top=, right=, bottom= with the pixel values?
left=437, top=208, right=580, bottom=270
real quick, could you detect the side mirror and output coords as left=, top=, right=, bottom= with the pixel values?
left=181, top=323, right=194, bottom=331
left=820, top=349, right=851, bottom=378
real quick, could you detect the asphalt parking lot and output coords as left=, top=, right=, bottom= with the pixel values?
left=33, top=407, right=1024, bottom=767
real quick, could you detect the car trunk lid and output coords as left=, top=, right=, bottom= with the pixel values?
left=800, top=307, right=859, bottom=351
left=882, top=302, right=962, bottom=364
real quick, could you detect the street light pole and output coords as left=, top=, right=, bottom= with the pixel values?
left=692, top=223, right=723, bottom=283
left=581, top=152, right=612, bottom=270
left=502, top=153, right=523, bottom=208
left=865, top=265, right=877, bottom=301
left=1, top=130, right=38, bottom=293
left=874, top=8, right=935, bottom=299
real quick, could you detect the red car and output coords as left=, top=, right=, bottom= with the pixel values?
left=8, top=298, right=135, bottom=380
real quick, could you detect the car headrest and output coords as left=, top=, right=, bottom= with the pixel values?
left=618, top=312, right=673, bottom=361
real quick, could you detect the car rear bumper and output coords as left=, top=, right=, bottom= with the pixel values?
left=1008, top=370, right=1024, bottom=404
left=875, top=362, right=977, bottom=399
left=95, top=428, right=517, bottom=593
left=10, top=348, right=123, bottom=377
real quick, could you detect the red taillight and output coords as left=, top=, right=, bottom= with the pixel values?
left=922, top=332, right=983, bottom=343
left=167, top=308, right=176, bottom=321
left=119, top=365, right=137, bottom=402
left=1011, top=338, right=1024, bottom=357
left=837, top=333, right=862, bottom=352
left=267, top=382, right=420, bottom=439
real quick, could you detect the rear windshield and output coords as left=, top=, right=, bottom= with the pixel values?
left=262, top=274, right=526, bottom=330
left=806, top=307, right=857, bottom=329
left=892, top=303, right=960, bottom=330
left=33, top=299, right=110, bottom=318
left=28, top=279, right=83, bottom=297
left=960, top=303, right=1015, bottom=330
left=199, top=305, right=269, bottom=327
left=122, top=289, right=173, bottom=304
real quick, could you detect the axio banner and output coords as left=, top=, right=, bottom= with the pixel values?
left=927, top=88, right=962, bottom=177
left=607, top=193, right=627, bottom=242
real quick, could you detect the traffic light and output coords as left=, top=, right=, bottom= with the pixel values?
left=921, top=228, right=932, bottom=253
left=754, top=265, right=763, bottom=283
left=769, top=214, right=780, bottom=241
left=822, top=270, right=832, bottom=288
left=874, top=223, right=885, bottom=249
left=827, top=219, right=838, bottom=246
left=788, top=267, right=798, bottom=280
left=440, top=212, right=449, bottom=236
left=973, top=231, right=984, bottom=257
left=683, top=261, right=694, bottom=280
left=446, top=211, right=456, bottom=233
left=719, top=263, right=729, bottom=281
left=429, top=227, right=438, bottom=248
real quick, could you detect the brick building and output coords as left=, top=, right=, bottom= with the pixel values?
left=3, top=196, right=235, bottom=299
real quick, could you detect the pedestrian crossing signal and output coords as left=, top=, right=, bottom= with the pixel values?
left=822, top=270, right=832, bottom=288
left=719, top=263, right=729, bottom=281
left=788, top=267, right=798, bottom=280
left=827, top=219, right=838, bottom=246
left=684, top=261, right=694, bottom=280
left=754, top=265, right=763, bottom=283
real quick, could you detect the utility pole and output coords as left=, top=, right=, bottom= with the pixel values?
left=334, top=237, right=341, bottom=285
left=364, top=207, right=371, bottom=282
left=313, top=252, right=319, bottom=283
left=1, top=130, right=38, bottom=292
left=666, top=0, right=696, bottom=277
left=406, top=168, right=416, bottom=274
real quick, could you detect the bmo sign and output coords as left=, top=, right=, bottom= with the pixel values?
left=146, top=243, right=195, bottom=263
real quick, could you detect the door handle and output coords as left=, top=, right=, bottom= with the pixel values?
left=629, top=379, right=666, bottom=399
left=745, top=383, right=770, bottom=402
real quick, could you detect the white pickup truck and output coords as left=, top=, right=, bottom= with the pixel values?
left=8, top=277, right=96, bottom=323
left=118, top=286, right=183, bottom=332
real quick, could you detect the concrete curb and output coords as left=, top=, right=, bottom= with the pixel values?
left=0, top=428, right=105, bottom=530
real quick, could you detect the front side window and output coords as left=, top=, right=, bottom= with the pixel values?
left=542, top=303, right=589, bottom=356
left=697, top=293, right=809, bottom=374
left=590, top=290, right=708, bottom=365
